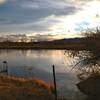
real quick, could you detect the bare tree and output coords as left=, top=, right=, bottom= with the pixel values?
left=72, top=27, right=100, bottom=77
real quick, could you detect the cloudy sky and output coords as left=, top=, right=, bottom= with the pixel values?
left=0, top=0, right=100, bottom=38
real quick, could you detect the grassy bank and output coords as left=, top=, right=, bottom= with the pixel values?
left=0, top=75, right=54, bottom=100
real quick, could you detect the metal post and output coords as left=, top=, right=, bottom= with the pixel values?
left=52, top=65, right=57, bottom=100
left=3, top=61, right=8, bottom=75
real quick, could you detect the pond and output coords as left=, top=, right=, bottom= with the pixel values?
left=0, top=49, right=86, bottom=100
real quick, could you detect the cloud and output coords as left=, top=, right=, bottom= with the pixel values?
left=0, top=15, right=62, bottom=32
left=0, top=0, right=78, bottom=26
left=0, top=0, right=6, bottom=5
left=19, top=0, right=78, bottom=16
left=0, top=0, right=100, bottom=36
left=21, top=0, right=70, bottom=9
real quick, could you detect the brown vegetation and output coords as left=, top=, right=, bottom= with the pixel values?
left=0, top=75, right=54, bottom=100
left=75, top=28, right=100, bottom=98
left=83, top=27, right=100, bottom=50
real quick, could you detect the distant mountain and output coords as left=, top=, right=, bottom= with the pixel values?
left=51, top=38, right=82, bottom=43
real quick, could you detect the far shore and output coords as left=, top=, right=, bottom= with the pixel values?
left=0, top=41, right=87, bottom=50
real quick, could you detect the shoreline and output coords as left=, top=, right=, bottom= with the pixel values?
left=0, top=42, right=86, bottom=50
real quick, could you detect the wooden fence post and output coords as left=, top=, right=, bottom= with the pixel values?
left=52, top=65, right=57, bottom=100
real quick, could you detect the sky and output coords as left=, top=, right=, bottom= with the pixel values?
left=0, top=0, right=100, bottom=38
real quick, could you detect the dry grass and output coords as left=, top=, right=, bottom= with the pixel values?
left=0, top=75, right=55, bottom=100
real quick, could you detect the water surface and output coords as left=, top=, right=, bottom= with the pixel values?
left=0, top=49, right=85, bottom=99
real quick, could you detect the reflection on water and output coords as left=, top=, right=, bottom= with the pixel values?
left=0, top=49, right=86, bottom=99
